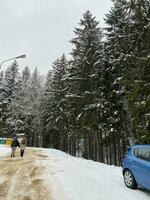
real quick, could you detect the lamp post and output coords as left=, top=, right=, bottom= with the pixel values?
left=0, top=54, right=26, bottom=69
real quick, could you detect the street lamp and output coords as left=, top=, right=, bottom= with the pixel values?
left=0, top=54, right=26, bottom=69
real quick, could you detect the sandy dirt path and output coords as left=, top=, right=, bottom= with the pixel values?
left=0, top=148, right=53, bottom=200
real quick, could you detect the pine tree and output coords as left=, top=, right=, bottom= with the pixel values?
left=43, top=55, right=68, bottom=150
left=120, top=0, right=150, bottom=143
left=1, top=61, right=20, bottom=136
left=66, top=10, right=104, bottom=159
left=41, top=70, right=53, bottom=147
left=104, top=0, right=130, bottom=56
left=28, top=67, right=43, bottom=146
left=0, top=71, right=6, bottom=135
left=104, top=0, right=131, bottom=164
left=104, top=0, right=150, bottom=146
left=19, top=67, right=32, bottom=143
left=22, top=66, right=30, bottom=83
left=3, top=63, right=30, bottom=137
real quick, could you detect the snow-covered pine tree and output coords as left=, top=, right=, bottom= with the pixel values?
left=19, top=67, right=32, bottom=144
left=104, top=0, right=130, bottom=56
left=22, top=66, right=30, bottom=83
left=43, top=55, right=68, bottom=151
left=1, top=61, right=21, bottom=136
left=116, top=0, right=150, bottom=143
left=3, top=64, right=32, bottom=139
left=0, top=71, right=4, bottom=83
left=65, top=10, right=105, bottom=160
left=100, top=60, right=126, bottom=165
left=29, top=67, right=43, bottom=146
left=41, top=70, right=53, bottom=147
left=104, top=0, right=150, bottom=146
left=126, top=0, right=150, bottom=55
left=0, top=71, right=6, bottom=135
left=121, top=0, right=150, bottom=143
left=104, top=0, right=131, bottom=164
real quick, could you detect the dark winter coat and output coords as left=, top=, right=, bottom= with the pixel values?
left=11, top=139, right=20, bottom=148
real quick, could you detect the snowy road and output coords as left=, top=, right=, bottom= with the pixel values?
left=0, top=147, right=150, bottom=200
left=0, top=149, right=53, bottom=200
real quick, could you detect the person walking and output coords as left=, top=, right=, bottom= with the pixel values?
left=11, top=136, right=20, bottom=157
left=20, top=136, right=27, bottom=157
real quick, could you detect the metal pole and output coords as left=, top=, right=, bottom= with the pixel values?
left=0, top=54, right=26, bottom=69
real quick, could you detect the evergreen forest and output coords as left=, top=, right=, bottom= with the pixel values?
left=0, top=0, right=150, bottom=165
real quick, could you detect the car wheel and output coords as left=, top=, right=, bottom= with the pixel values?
left=123, top=169, right=137, bottom=189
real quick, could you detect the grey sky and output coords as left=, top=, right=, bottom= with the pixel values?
left=0, top=0, right=112, bottom=74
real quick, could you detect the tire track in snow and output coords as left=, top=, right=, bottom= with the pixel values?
left=0, top=149, right=53, bottom=200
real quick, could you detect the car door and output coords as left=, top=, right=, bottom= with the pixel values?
left=132, top=147, right=150, bottom=190
left=141, top=159, right=150, bottom=189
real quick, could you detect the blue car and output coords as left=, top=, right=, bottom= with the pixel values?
left=122, top=145, right=150, bottom=190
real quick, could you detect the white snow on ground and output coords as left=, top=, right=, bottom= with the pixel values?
left=0, top=145, right=150, bottom=200
left=0, top=145, right=11, bottom=156
left=0, top=146, right=11, bottom=186
left=41, top=148, right=150, bottom=200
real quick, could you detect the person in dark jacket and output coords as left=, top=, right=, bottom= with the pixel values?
left=11, top=136, right=20, bottom=157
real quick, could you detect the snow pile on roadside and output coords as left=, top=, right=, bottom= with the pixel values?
left=0, top=145, right=11, bottom=157
left=0, top=146, right=11, bottom=185
left=42, top=149, right=150, bottom=200
left=0, top=146, right=149, bottom=200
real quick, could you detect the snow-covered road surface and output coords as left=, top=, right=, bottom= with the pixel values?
left=0, top=148, right=53, bottom=200
left=0, top=146, right=150, bottom=200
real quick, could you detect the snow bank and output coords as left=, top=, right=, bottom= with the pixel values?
left=0, top=146, right=11, bottom=185
left=0, top=147, right=149, bottom=200
left=0, top=145, right=11, bottom=157
left=42, top=148, right=150, bottom=200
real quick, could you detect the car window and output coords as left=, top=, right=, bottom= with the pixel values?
left=134, top=147, right=150, bottom=162
left=134, top=148, right=138, bottom=157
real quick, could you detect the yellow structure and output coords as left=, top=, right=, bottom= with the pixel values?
left=0, top=138, right=13, bottom=146
left=5, top=138, right=13, bottom=146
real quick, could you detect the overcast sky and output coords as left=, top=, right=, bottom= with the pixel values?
left=0, top=0, right=112, bottom=74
